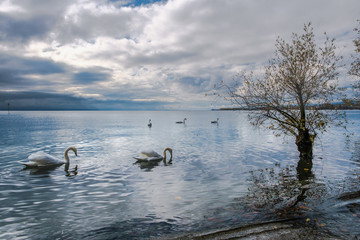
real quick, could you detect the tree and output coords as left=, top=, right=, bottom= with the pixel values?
left=349, top=20, right=360, bottom=78
left=349, top=20, right=360, bottom=102
left=216, top=23, right=343, bottom=160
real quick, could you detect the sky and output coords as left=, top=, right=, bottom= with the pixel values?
left=0, top=0, right=359, bottom=110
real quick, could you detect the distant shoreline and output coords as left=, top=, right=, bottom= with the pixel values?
left=212, top=104, right=360, bottom=111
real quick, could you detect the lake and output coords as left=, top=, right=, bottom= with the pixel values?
left=0, top=110, right=359, bottom=239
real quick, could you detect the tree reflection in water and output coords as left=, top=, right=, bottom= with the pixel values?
left=240, top=144, right=360, bottom=239
left=245, top=160, right=321, bottom=217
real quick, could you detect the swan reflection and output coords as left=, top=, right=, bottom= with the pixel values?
left=134, top=161, right=161, bottom=171
left=21, top=162, right=78, bottom=177
left=64, top=163, right=78, bottom=177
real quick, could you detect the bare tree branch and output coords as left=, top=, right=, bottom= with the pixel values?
left=215, top=23, right=344, bottom=148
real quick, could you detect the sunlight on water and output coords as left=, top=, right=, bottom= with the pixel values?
left=0, top=110, right=359, bottom=239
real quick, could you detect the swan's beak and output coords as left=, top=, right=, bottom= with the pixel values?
left=75, top=151, right=78, bottom=156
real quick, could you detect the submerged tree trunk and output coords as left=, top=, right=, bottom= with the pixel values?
left=295, top=128, right=314, bottom=179
left=295, top=128, right=313, bottom=160
left=296, top=153, right=313, bottom=181
left=293, top=129, right=314, bottom=207
left=291, top=155, right=313, bottom=207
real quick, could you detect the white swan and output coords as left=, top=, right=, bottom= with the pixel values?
left=176, top=118, right=187, bottom=124
left=134, top=148, right=173, bottom=165
left=19, top=146, right=78, bottom=168
left=148, top=119, right=152, bottom=128
left=211, top=118, right=219, bottom=124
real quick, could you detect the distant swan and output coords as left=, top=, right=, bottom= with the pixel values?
left=148, top=119, right=152, bottom=128
left=211, top=118, right=219, bottom=124
left=19, top=146, right=78, bottom=168
left=134, top=148, right=173, bottom=165
left=176, top=118, right=187, bottom=124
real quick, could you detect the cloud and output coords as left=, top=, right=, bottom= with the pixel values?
left=0, top=54, right=65, bottom=91
left=73, top=70, right=111, bottom=84
left=0, top=0, right=359, bottom=110
left=0, top=91, right=88, bottom=110
left=0, top=69, right=27, bottom=88
left=0, top=0, right=71, bottom=44
left=0, top=15, right=54, bottom=42
left=0, top=90, right=174, bottom=110
left=0, top=54, right=64, bottom=74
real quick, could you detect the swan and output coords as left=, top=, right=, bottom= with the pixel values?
left=134, top=147, right=173, bottom=165
left=148, top=119, right=152, bottom=128
left=19, top=146, right=78, bottom=168
left=176, top=118, right=187, bottom=124
left=211, top=118, right=219, bottom=124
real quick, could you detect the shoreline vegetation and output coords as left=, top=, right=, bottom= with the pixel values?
left=212, top=103, right=360, bottom=111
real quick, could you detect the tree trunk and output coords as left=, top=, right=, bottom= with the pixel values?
left=294, top=128, right=314, bottom=207
left=295, top=128, right=313, bottom=160
left=296, top=152, right=313, bottom=182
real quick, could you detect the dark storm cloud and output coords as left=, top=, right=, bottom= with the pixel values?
left=0, top=54, right=65, bottom=88
left=0, top=69, right=27, bottom=87
left=0, top=54, right=65, bottom=75
left=0, top=91, right=89, bottom=110
left=0, top=91, right=172, bottom=110
left=0, top=15, right=55, bottom=42
left=73, top=71, right=110, bottom=84
left=20, top=58, right=65, bottom=75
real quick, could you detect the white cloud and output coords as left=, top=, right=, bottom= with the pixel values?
left=0, top=0, right=359, bottom=109
left=0, top=0, right=25, bottom=13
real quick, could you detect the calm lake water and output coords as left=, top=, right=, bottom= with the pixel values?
left=0, top=110, right=359, bottom=239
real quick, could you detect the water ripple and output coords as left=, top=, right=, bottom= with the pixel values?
left=0, top=110, right=359, bottom=239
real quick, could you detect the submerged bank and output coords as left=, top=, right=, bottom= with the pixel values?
left=160, top=218, right=341, bottom=240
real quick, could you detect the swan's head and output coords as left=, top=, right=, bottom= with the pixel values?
left=69, top=147, right=78, bottom=156
left=163, top=147, right=173, bottom=164
left=65, top=146, right=78, bottom=161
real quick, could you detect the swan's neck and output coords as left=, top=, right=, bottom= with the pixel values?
left=163, top=148, right=173, bottom=164
left=64, top=149, right=70, bottom=162
left=64, top=147, right=77, bottom=162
